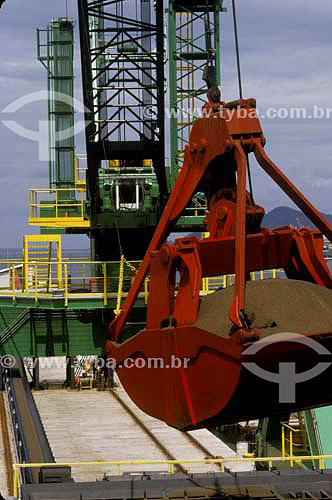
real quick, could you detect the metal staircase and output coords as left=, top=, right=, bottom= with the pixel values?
left=0, top=309, right=30, bottom=347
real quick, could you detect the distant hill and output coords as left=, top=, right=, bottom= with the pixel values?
left=263, top=206, right=332, bottom=230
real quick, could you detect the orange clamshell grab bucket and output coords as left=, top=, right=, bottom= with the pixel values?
left=108, top=327, right=243, bottom=430
left=108, top=278, right=332, bottom=430
left=107, top=99, right=332, bottom=430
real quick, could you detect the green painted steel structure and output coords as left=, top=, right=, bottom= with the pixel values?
left=313, top=408, right=332, bottom=468
left=0, top=307, right=106, bottom=357
left=37, top=18, right=83, bottom=234
left=77, top=0, right=169, bottom=261
left=37, top=18, right=75, bottom=196
left=0, top=279, right=146, bottom=355
left=303, top=408, right=332, bottom=469
left=0, top=2, right=226, bottom=358
left=167, top=0, right=225, bottom=179
left=0, top=303, right=145, bottom=357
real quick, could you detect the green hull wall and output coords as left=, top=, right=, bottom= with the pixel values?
left=0, top=308, right=108, bottom=357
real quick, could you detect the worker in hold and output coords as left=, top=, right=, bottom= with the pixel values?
left=83, top=359, right=92, bottom=377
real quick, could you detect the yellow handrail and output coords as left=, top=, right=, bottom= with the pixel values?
left=0, top=258, right=283, bottom=306
left=281, top=421, right=301, bottom=467
left=28, top=188, right=88, bottom=229
left=12, top=454, right=332, bottom=498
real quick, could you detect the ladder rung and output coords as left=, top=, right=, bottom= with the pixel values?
left=28, top=245, right=50, bottom=248
left=29, top=251, right=50, bottom=255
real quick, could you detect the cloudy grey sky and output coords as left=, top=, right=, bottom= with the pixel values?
left=0, top=0, right=331, bottom=248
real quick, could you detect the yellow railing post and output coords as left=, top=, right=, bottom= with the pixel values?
left=64, top=264, right=68, bottom=307
left=46, top=243, right=52, bottom=292
left=103, top=263, right=108, bottom=306
left=260, top=270, right=264, bottom=280
left=144, top=277, right=149, bottom=304
left=13, top=464, right=19, bottom=498
left=252, top=271, right=256, bottom=281
left=81, top=191, right=84, bottom=219
left=23, top=236, right=29, bottom=292
left=290, top=429, right=294, bottom=467
left=168, top=462, right=174, bottom=474
left=57, top=236, right=63, bottom=288
left=272, top=269, right=277, bottom=279
left=281, top=424, right=285, bottom=458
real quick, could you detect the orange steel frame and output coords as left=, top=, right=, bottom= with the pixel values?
left=109, top=98, right=332, bottom=339
left=106, top=98, right=332, bottom=430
